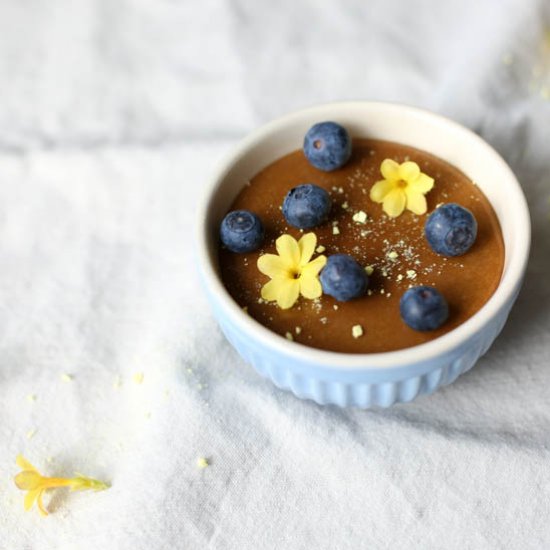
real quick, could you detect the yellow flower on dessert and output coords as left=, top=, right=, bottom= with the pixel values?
left=14, top=454, right=109, bottom=516
left=257, top=232, right=327, bottom=310
left=370, top=159, right=434, bottom=217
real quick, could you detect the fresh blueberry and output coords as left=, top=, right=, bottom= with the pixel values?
left=220, top=210, right=264, bottom=253
left=303, top=121, right=352, bottom=171
left=320, top=254, right=369, bottom=301
left=425, top=203, right=478, bottom=257
left=282, top=184, right=331, bottom=229
left=399, top=286, right=449, bottom=331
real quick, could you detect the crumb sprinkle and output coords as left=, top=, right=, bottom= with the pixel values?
left=352, top=211, right=368, bottom=224
left=197, top=457, right=209, bottom=469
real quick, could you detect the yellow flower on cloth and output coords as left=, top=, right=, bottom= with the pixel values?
left=14, top=454, right=109, bottom=516
left=257, top=232, right=327, bottom=309
left=370, top=159, right=434, bottom=217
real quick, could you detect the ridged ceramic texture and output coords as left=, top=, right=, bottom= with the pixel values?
left=197, top=102, right=530, bottom=409
left=208, top=288, right=517, bottom=408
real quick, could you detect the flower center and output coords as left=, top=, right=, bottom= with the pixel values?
left=290, top=268, right=301, bottom=279
left=396, top=179, right=408, bottom=188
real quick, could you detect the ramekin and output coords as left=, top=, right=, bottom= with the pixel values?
left=196, top=102, right=531, bottom=408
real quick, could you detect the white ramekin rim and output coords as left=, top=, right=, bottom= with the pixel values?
left=196, top=101, right=531, bottom=370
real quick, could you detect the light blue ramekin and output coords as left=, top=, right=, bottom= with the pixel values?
left=196, top=102, right=530, bottom=408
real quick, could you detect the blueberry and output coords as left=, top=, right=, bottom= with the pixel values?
left=320, top=254, right=369, bottom=301
left=220, top=210, right=264, bottom=253
left=282, top=184, right=331, bottom=229
left=425, top=203, right=478, bottom=257
left=303, top=121, right=352, bottom=171
left=399, top=286, right=449, bottom=331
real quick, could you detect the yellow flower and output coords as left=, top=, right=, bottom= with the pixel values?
left=14, top=454, right=109, bottom=516
left=370, top=159, right=434, bottom=217
left=257, top=232, right=327, bottom=310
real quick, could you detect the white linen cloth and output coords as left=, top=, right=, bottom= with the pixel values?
left=1, top=1, right=550, bottom=548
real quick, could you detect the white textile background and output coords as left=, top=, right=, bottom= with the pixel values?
left=1, top=1, right=550, bottom=548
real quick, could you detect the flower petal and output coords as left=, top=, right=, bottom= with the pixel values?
left=261, top=278, right=283, bottom=302
left=405, top=189, right=428, bottom=215
left=257, top=254, right=291, bottom=279
left=380, top=158, right=400, bottom=180
left=298, top=233, right=317, bottom=265
left=36, top=490, right=48, bottom=516
left=15, top=471, right=43, bottom=491
left=301, top=255, right=327, bottom=278
left=24, top=489, right=40, bottom=511
left=382, top=189, right=406, bottom=217
left=275, top=234, right=300, bottom=266
left=16, top=455, right=38, bottom=473
left=299, top=274, right=323, bottom=299
left=275, top=279, right=300, bottom=309
left=409, top=172, right=434, bottom=194
left=398, top=161, right=420, bottom=181
left=370, top=179, right=395, bottom=203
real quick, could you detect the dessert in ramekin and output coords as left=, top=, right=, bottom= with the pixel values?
left=196, top=102, right=530, bottom=408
